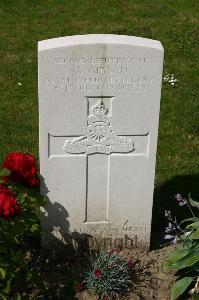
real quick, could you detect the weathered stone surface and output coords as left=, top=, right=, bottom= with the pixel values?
left=38, top=34, right=164, bottom=248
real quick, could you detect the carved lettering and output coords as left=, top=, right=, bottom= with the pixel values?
left=46, top=56, right=152, bottom=93
left=54, top=57, right=149, bottom=65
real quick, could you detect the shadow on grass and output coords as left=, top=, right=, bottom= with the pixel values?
left=150, top=174, right=199, bottom=249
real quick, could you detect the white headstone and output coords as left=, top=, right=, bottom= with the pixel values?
left=38, top=34, right=163, bottom=248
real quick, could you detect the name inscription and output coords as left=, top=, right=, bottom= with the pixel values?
left=45, top=56, right=153, bottom=93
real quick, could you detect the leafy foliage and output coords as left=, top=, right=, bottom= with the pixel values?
left=164, top=194, right=199, bottom=299
left=171, top=277, right=193, bottom=300
left=84, top=250, right=134, bottom=299
left=0, top=154, right=46, bottom=299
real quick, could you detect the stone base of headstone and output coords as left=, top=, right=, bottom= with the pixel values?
left=41, top=228, right=150, bottom=253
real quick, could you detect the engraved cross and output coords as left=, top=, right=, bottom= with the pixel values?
left=49, top=96, right=148, bottom=223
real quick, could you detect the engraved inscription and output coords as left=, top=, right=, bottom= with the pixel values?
left=54, top=57, right=149, bottom=65
left=45, top=56, right=153, bottom=93
left=63, top=100, right=134, bottom=155
left=48, top=96, right=149, bottom=223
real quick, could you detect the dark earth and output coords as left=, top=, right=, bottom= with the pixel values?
left=28, top=243, right=177, bottom=300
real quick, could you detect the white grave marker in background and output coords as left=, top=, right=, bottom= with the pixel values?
left=38, top=35, right=163, bottom=247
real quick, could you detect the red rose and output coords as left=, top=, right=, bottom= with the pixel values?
left=94, top=269, right=102, bottom=278
left=2, top=152, right=39, bottom=187
left=0, top=186, right=21, bottom=219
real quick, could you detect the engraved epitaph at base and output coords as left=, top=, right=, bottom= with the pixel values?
left=41, top=227, right=150, bottom=251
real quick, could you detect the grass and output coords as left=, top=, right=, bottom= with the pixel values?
left=0, top=0, right=198, bottom=232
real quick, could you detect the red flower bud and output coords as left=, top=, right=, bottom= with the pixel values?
left=110, top=248, right=116, bottom=254
left=110, top=246, right=122, bottom=254
left=0, top=186, right=21, bottom=219
left=94, top=269, right=102, bottom=278
left=128, top=259, right=135, bottom=268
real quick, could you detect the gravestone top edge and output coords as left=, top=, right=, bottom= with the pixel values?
left=38, top=34, right=163, bottom=52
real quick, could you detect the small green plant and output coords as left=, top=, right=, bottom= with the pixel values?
left=164, top=193, right=199, bottom=300
left=84, top=249, right=135, bottom=299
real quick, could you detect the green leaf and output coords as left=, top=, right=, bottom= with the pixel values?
left=19, top=193, right=28, bottom=200
left=187, top=222, right=199, bottom=229
left=180, top=217, right=198, bottom=225
left=30, top=224, right=39, bottom=233
left=13, top=293, right=21, bottom=300
left=0, top=267, right=6, bottom=279
left=179, top=232, right=191, bottom=241
left=192, top=294, right=199, bottom=300
left=189, top=262, right=199, bottom=272
left=0, top=168, right=11, bottom=176
left=2, top=275, right=14, bottom=293
left=167, top=248, right=190, bottom=262
left=188, top=194, right=199, bottom=209
left=163, top=260, right=175, bottom=271
left=164, top=248, right=189, bottom=271
left=190, top=229, right=199, bottom=240
left=175, top=249, right=199, bottom=270
left=164, top=248, right=199, bottom=271
left=171, top=277, right=193, bottom=300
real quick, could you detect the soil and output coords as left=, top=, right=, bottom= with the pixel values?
left=75, top=245, right=176, bottom=300
left=31, top=243, right=177, bottom=300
